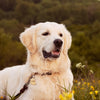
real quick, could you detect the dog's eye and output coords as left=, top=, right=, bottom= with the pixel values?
left=59, top=33, right=63, bottom=37
left=42, top=32, right=49, bottom=36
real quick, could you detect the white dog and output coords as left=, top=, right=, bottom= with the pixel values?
left=0, top=22, right=73, bottom=100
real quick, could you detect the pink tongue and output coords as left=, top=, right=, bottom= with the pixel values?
left=52, top=51, right=60, bottom=55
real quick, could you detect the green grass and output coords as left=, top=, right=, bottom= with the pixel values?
left=73, top=79, right=100, bottom=100
left=59, top=63, right=100, bottom=100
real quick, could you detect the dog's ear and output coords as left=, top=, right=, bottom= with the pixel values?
left=61, top=24, right=72, bottom=55
left=20, top=26, right=37, bottom=53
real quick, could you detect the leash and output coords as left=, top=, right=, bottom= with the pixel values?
left=14, top=75, right=33, bottom=100
left=14, top=72, right=52, bottom=100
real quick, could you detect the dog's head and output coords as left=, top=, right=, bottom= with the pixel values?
left=20, top=22, right=72, bottom=60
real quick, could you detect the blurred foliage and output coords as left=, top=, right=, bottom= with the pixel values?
left=0, top=0, right=100, bottom=78
left=0, top=31, right=26, bottom=69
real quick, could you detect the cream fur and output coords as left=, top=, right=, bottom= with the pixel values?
left=0, top=22, right=73, bottom=100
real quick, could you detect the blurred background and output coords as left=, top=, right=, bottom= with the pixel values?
left=0, top=0, right=100, bottom=78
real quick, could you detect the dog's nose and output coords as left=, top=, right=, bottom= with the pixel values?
left=54, top=39, right=63, bottom=48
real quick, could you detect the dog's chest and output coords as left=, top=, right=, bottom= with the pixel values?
left=19, top=75, right=61, bottom=100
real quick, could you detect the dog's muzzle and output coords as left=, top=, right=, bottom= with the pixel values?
left=42, top=39, right=63, bottom=59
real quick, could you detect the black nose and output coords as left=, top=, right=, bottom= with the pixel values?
left=54, top=39, right=63, bottom=48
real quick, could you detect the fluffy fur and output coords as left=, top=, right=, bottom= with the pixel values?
left=0, top=22, right=73, bottom=100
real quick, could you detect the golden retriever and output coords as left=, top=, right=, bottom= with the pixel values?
left=0, top=22, right=73, bottom=100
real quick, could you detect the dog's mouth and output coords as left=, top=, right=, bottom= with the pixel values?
left=42, top=49, right=61, bottom=58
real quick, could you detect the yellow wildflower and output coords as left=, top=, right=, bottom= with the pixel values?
left=83, top=82, right=86, bottom=85
left=77, top=82, right=81, bottom=86
left=89, top=91, right=93, bottom=95
left=72, top=90, right=75, bottom=94
left=67, top=93, right=72, bottom=99
left=87, top=83, right=90, bottom=86
left=59, top=94, right=64, bottom=100
left=59, top=91, right=73, bottom=100
left=63, top=92, right=68, bottom=97
left=95, top=90, right=99, bottom=95
left=90, top=86, right=94, bottom=91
